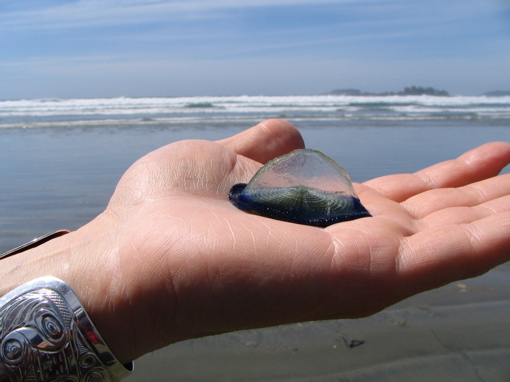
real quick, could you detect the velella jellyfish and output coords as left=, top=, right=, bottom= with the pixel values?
left=229, top=149, right=371, bottom=227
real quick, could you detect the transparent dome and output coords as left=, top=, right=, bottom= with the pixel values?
left=229, top=149, right=371, bottom=227
left=244, top=149, right=357, bottom=196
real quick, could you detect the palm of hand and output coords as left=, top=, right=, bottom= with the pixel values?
left=104, top=120, right=510, bottom=346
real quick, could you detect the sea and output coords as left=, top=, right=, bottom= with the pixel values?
left=2, top=94, right=510, bottom=131
left=1, top=94, right=510, bottom=381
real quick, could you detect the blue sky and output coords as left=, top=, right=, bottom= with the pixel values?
left=1, top=0, right=510, bottom=99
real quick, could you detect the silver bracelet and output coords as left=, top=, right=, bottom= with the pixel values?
left=0, top=231, right=133, bottom=381
left=0, top=277, right=133, bottom=382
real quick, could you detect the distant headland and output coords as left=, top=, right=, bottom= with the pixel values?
left=328, top=86, right=449, bottom=96
left=327, top=86, right=510, bottom=97
left=482, top=90, right=510, bottom=97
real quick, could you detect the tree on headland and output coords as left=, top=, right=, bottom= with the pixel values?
left=400, top=86, right=449, bottom=96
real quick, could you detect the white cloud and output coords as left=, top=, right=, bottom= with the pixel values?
left=1, top=0, right=508, bottom=99
left=0, top=0, right=363, bottom=31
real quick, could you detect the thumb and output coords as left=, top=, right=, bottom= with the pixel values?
left=218, top=119, right=305, bottom=164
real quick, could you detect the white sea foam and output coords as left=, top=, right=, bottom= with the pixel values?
left=1, top=95, right=509, bottom=129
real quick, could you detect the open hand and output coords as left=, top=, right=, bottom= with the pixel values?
left=3, top=119, right=509, bottom=364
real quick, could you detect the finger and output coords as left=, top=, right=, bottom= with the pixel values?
left=417, top=141, right=510, bottom=188
left=398, top=210, right=510, bottom=294
left=347, top=184, right=418, bottom=236
left=402, top=173, right=510, bottom=218
left=365, top=142, right=510, bottom=202
left=420, top=194, right=510, bottom=228
left=218, top=119, right=305, bottom=163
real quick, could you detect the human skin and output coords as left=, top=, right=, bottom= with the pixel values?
left=1, top=119, right=510, bottom=365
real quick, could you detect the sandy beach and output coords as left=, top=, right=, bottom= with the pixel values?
left=127, top=263, right=510, bottom=381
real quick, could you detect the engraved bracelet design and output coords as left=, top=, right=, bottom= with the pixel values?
left=0, top=231, right=133, bottom=381
left=0, top=277, right=133, bottom=382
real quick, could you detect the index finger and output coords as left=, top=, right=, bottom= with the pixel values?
left=364, top=141, right=510, bottom=202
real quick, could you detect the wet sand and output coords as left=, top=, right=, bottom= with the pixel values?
left=1, top=124, right=510, bottom=381
left=128, top=264, right=510, bottom=381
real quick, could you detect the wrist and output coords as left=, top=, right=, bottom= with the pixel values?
left=0, top=214, right=139, bottom=364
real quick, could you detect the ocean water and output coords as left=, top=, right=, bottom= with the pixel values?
left=1, top=95, right=510, bottom=381
left=1, top=94, right=510, bottom=249
left=1, top=94, right=510, bottom=130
